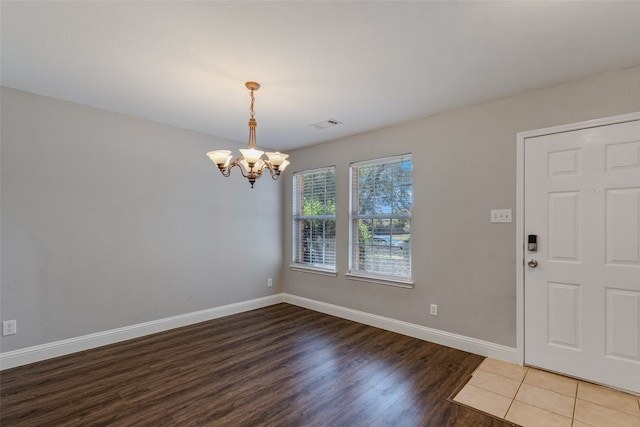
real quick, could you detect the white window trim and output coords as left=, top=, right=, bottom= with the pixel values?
left=345, top=272, right=414, bottom=288
left=292, top=166, right=337, bottom=272
left=348, top=154, right=413, bottom=283
left=289, top=264, right=338, bottom=277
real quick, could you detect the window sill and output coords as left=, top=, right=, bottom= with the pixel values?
left=345, top=273, right=414, bottom=288
left=289, top=264, right=338, bottom=277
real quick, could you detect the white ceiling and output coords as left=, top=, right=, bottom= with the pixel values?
left=2, top=1, right=640, bottom=151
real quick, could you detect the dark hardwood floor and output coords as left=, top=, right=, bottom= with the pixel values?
left=1, top=303, right=516, bottom=426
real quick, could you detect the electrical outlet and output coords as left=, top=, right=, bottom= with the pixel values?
left=430, top=304, right=438, bottom=316
left=3, top=320, right=17, bottom=336
left=267, top=278, right=273, bottom=287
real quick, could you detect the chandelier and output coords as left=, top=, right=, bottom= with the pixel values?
left=207, top=82, right=290, bottom=188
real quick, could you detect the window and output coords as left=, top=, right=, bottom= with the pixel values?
left=292, top=167, right=336, bottom=272
left=349, top=155, right=412, bottom=285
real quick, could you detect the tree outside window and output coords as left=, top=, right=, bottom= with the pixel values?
left=293, top=167, right=336, bottom=271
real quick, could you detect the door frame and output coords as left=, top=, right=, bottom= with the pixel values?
left=515, top=111, right=640, bottom=366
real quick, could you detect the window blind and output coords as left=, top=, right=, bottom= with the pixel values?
left=349, top=155, right=412, bottom=281
left=293, top=167, right=336, bottom=270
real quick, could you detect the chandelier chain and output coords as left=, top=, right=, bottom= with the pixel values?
left=249, top=89, right=256, bottom=119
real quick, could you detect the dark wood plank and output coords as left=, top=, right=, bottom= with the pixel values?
left=1, top=303, right=515, bottom=426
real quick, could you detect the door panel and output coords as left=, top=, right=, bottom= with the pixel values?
left=606, top=188, right=640, bottom=265
left=547, top=282, right=581, bottom=349
left=606, top=289, right=640, bottom=361
left=524, top=119, right=640, bottom=394
left=606, top=141, right=640, bottom=171
left=548, top=191, right=581, bottom=261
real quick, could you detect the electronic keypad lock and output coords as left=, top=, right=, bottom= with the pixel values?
left=528, top=235, right=538, bottom=252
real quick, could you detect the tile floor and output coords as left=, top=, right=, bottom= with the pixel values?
left=453, top=358, right=640, bottom=427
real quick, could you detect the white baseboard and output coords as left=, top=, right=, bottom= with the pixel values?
left=0, top=294, right=284, bottom=370
left=1, top=293, right=517, bottom=370
left=283, top=294, right=518, bottom=364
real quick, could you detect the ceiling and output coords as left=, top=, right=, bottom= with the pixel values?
left=2, top=1, right=640, bottom=152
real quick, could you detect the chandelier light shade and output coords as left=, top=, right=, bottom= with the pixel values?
left=207, top=82, right=290, bottom=188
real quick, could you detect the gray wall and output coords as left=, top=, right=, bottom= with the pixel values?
left=0, top=87, right=283, bottom=352
left=282, top=66, right=640, bottom=348
left=2, top=66, right=639, bottom=355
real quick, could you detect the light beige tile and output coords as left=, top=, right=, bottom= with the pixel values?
left=477, top=358, right=528, bottom=381
left=570, top=421, right=593, bottom=427
left=505, top=400, right=572, bottom=427
left=523, top=368, right=578, bottom=397
left=468, top=368, right=522, bottom=399
left=453, top=383, right=512, bottom=418
left=515, top=383, right=575, bottom=418
left=577, top=381, right=640, bottom=417
left=574, top=399, right=640, bottom=427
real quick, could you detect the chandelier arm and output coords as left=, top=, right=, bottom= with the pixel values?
left=236, top=164, right=250, bottom=179
left=232, top=158, right=264, bottom=181
left=217, top=157, right=248, bottom=178
left=216, top=158, right=239, bottom=178
left=264, top=164, right=279, bottom=180
left=218, top=166, right=233, bottom=178
left=254, top=164, right=265, bottom=180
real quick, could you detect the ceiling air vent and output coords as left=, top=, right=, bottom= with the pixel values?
left=310, top=118, right=342, bottom=130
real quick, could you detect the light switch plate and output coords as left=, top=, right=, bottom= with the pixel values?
left=491, top=209, right=512, bottom=223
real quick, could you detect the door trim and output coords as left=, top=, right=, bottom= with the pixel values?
left=515, top=111, right=640, bottom=366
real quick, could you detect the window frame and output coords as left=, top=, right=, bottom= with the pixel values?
left=348, top=154, right=413, bottom=287
left=291, top=166, right=337, bottom=275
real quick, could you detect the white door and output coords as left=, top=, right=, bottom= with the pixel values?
left=524, top=118, right=640, bottom=394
